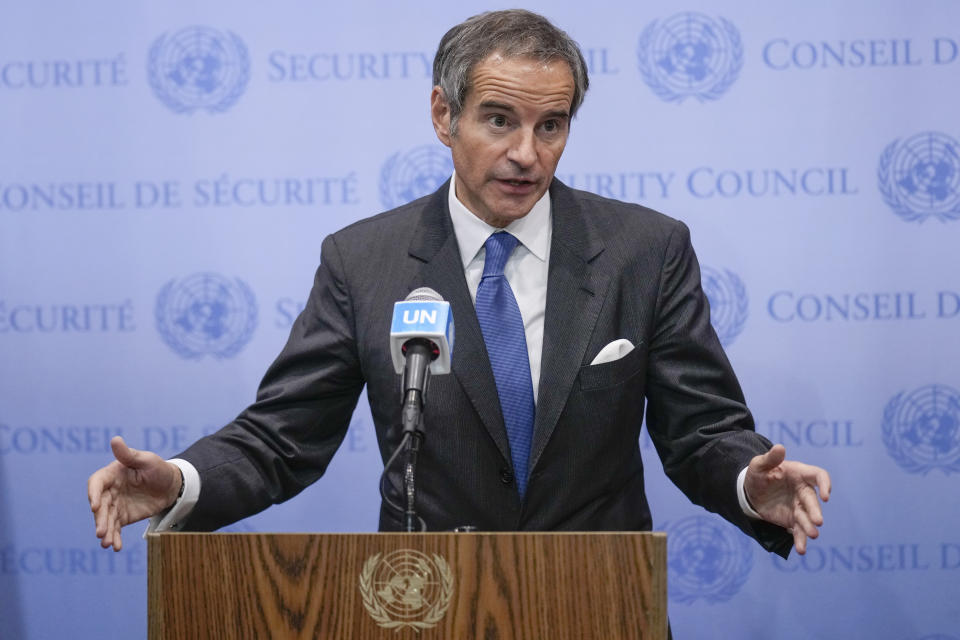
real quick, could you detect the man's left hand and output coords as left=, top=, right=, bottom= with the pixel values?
left=744, top=444, right=831, bottom=555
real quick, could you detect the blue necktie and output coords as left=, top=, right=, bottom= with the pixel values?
left=475, top=232, right=536, bottom=498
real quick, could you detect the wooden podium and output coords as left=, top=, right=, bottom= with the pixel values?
left=148, top=531, right=666, bottom=639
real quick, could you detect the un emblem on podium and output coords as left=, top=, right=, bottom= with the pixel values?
left=379, top=146, right=454, bottom=209
left=637, top=12, right=744, bottom=103
left=664, top=515, right=753, bottom=604
left=148, top=26, right=250, bottom=114
left=701, top=266, right=748, bottom=347
left=882, top=384, right=960, bottom=475
left=155, top=272, right=258, bottom=359
left=359, top=549, right=454, bottom=631
left=878, top=132, right=960, bottom=223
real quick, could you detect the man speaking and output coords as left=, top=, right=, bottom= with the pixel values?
left=89, top=10, right=829, bottom=561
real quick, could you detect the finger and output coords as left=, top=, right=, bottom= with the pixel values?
left=110, top=436, right=144, bottom=469
left=94, top=492, right=111, bottom=537
left=101, top=501, right=118, bottom=548
left=102, top=525, right=113, bottom=549
left=793, top=464, right=831, bottom=504
left=95, top=508, right=108, bottom=540
left=792, top=526, right=808, bottom=555
left=817, top=469, right=832, bottom=501
left=88, top=471, right=105, bottom=511
left=799, top=486, right=824, bottom=526
left=750, top=444, right=786, bottom=473
left=793, top=505, right=819, bottom=539
left=113, top=520, right=123, bottom=552
left=101, top=516, right=113, bottom=548
left=104, top=502, right=119, bottom=545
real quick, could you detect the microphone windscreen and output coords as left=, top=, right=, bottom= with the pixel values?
left=389, top=288, right=454, bottom=375
left=405, top=287, right=443, bottom=302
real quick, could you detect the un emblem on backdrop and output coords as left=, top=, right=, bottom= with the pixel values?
left=882, top=384, right=960, bottom=475
left=663, top=515, right=753, bottom=604
left=637, top=12, right=744, bottom=103
left=701, top=266, right=748, bottom=346
left=379, top=146, right=454, bottom=209
left=155, top=272, right=258, bottom=359
left=148, top=26, right=250, bottom=114
left=878, top=132, right=960, bottom=223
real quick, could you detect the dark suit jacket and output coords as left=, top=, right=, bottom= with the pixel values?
left=178, top=179, right=793, bottom=557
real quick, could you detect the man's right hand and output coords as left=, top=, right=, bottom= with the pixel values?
left=87, top=436, right=182, bottom=551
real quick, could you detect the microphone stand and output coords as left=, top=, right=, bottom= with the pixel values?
left=402, top=406, right=425, bottom=533
left=399, top=339, right=433, bottom=532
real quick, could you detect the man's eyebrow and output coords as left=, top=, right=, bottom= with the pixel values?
left=479, top=101, right=570, bottom=120
left=479, top=100, right=517, bottom=112
left=543, top=109, right=570, bottom=120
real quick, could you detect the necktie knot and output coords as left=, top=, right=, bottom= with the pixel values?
left=482, top=232, right=519, bottom=278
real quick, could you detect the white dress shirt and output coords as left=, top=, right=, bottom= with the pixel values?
left=148, top=175, right=758, bottom=533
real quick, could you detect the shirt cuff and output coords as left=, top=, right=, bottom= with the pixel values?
left=737, top=466, right=763, bottom=520
left=144, top=458, right=200, bottom=536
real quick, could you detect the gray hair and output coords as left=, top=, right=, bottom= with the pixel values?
left=432, top=9, right=589, bottom=133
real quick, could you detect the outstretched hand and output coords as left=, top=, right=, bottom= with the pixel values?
left=744, top=444, right=831, bottom=555
left=87, top=436, right=182, bottom=551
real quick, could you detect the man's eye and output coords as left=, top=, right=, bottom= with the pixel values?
left=543, top=119, right=560, bottom=133
left=489, top=115, right=507, bottom=127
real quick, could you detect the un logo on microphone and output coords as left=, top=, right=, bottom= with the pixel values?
left=878, top=132, right=960, bottom=223
left=155, top=272, right=258, bottom=359
left=882, top=384, right=960, bottom=475
left=148, top=26, right=250, bottom=114
left=663, top=515, right=753, bottom=604
left=701, top=266, right=748, bottom=346
left=637, top=12, right=744, bottom=103
left=380, top=146, right=454, bottom=209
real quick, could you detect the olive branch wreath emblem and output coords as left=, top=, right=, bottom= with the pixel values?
left=877, top=137, right=960, bottom=224
left=706, top=268, right=749, bottom=346
left=637, top=14, right=744, bottom=103
left=359, top=552, right=454, bottom=632
left=147, top=27, right=250, bottom=115
left=882, top=390, right=960, bottom=475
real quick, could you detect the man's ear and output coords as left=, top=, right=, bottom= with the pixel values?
left=430, top=86, right=452, bottom=147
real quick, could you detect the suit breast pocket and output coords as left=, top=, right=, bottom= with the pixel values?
left=578, top=341, right=647, bottom=391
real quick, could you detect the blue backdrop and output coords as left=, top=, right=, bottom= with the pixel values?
left=1, top=2, right=958, bottom=638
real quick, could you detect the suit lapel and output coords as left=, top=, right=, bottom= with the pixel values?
left=528, top=181, right=608, bottom=474
left=405, top=180, right=609, bottom=473
left=406, top=182, right=513, bottom=465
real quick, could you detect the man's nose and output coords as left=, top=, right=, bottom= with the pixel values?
left=506, top=128, right=537, bottom=168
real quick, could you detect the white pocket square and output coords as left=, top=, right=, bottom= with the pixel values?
left=590, top=338, right=635, bottom=365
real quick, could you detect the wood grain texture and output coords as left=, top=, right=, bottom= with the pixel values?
left=148, top=532, right=666, bottom=639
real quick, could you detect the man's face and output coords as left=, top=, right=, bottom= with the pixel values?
left=431, top=54, right=575, bottom=228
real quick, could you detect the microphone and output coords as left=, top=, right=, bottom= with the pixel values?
left=390, top=287, right=454, bottom=433
left=385, top=287, right=454, bottom=532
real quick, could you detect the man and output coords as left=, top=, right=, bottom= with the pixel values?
left=89, top=10, right=829, bottom=559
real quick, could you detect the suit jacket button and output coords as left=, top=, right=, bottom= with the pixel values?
left=499, top=468, right=514, bottom=485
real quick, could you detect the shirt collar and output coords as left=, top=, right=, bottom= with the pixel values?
left=447, top=171, right=551, bottom=268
